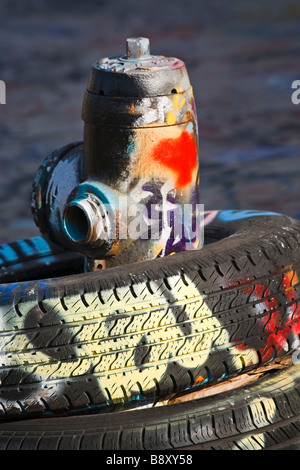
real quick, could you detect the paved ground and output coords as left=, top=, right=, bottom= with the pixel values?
left=0, top=0, right=300, bottom=242
left=1, top=1, right=300, bottom=452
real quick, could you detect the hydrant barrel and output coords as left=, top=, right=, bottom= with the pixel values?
left=32, top=38, right=201, bottom=266
left=81, top=38, right=198, bottom=189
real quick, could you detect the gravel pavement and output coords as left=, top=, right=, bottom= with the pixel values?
left=0, top=0, right=300, bottom=242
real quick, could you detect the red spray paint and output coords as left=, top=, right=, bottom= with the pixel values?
left=151, top=131, right=198, bottom=188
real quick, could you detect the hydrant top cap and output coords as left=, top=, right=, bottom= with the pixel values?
left=95, top=37, right=185, bottom=73
left=87, top=37, right=191, bottom=97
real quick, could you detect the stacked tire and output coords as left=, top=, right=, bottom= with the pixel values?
left=0, top=210, right=300, bottom=450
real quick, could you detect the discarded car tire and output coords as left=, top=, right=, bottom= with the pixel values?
left=0, top=211, right=300, bottom=421
left=0, top=358, right=300, bottom=450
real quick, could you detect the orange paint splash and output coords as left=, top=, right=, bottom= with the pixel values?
left=193, top=375, right=204, bottom=386
left=151, top=130, right=198, bottom=187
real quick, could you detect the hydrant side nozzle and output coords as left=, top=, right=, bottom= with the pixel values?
left=62, top=198, right=102, bottom=245
left=61, top=181, right=135, bottom=257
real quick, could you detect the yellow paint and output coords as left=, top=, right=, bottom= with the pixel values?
left=166, top=94, right=186, bottom=126
left=166, top=110, right=177, bottom=125
left=153, top=243, right=163, bottom=257
left=0, top=271, right=260, bottom=405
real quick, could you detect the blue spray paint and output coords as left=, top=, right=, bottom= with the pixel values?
left=217, top=210, right=281, bottom=222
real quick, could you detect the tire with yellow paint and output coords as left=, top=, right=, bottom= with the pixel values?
left=0, top=210, right=300, bottom=422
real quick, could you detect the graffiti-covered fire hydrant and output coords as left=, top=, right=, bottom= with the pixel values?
left=31, top=38, right=201, bottom=270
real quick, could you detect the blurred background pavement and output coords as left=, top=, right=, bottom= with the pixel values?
left=0, top=0, right=300, bottom=242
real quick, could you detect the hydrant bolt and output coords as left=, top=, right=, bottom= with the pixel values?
left=126, top=37, right=150, bottom=59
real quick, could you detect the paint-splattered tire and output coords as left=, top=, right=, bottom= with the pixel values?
left=0, top=357, right=300, bottom=450
left=0, top=211, right=300, bottom=422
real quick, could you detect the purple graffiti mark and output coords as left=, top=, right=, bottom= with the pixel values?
left=201, top=210, right=220, bottom=227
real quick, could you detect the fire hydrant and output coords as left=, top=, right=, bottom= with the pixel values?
left=31, top=38, right=201, bottom=270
